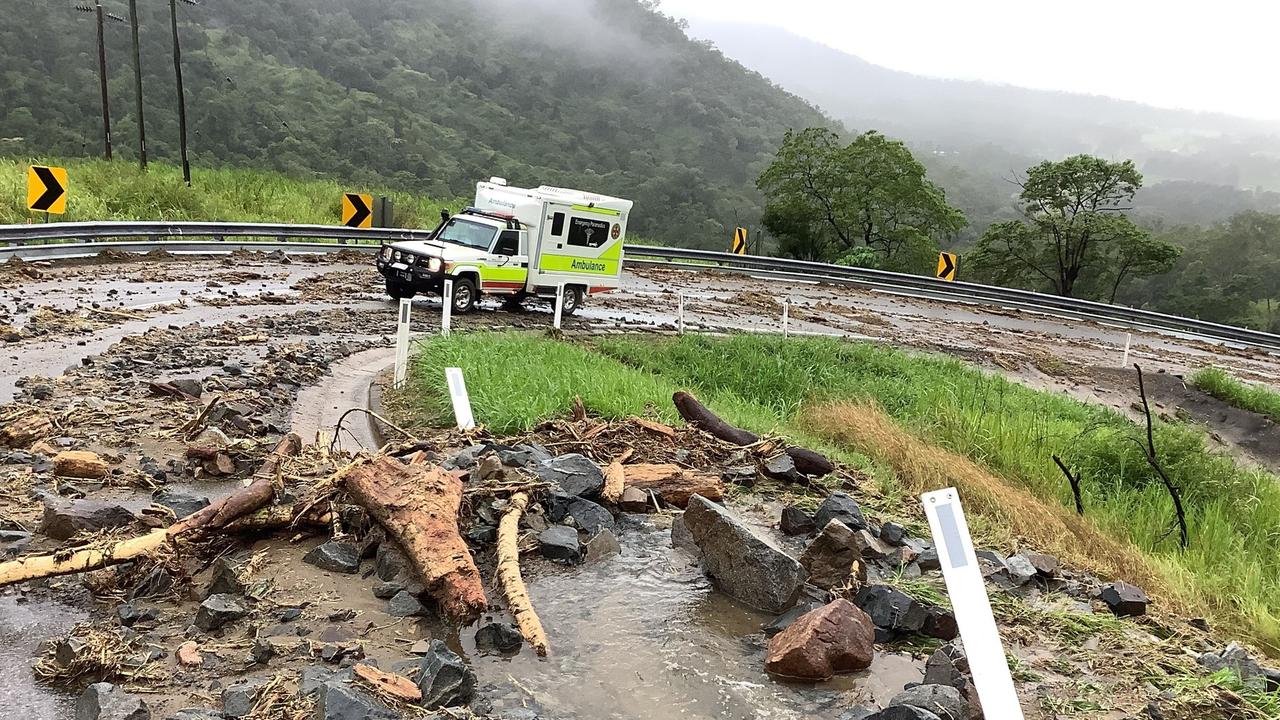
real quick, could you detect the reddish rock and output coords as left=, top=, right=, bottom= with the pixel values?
left=765, top=598, right=875, bottom=681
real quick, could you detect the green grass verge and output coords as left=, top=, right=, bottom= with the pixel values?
left=397, top=331, right=1280, bottom=652
left=1191, top=367, right=1280, bottom=424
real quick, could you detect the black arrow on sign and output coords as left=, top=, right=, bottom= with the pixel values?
left=938, top=253, right=956, bottom=280
left=345, top=193, right=371, bottom=228
left=31, top=166, right=66, bottom=212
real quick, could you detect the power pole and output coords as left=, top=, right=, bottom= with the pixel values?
left=94, top=0, right=113, bottom=160
left=169, top=0, right=191, bottom=184
left=127, top=0, right=147, bottom=169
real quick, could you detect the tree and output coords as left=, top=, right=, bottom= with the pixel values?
left=970, top=155, right=1176, bottom=298
left=757, top=128, right=965, bottom=269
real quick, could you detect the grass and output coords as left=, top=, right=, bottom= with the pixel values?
left=1191, top=367, right=1280, bottom=423
left=0, top=157, right=456, bottom=230
left=395, top=331, right=1280, bottom=654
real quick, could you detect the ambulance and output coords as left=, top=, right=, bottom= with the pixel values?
left=375, top=179, right=632, bottom=315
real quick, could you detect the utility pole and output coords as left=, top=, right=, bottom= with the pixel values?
left=94, top=0, right=113, bottom=160
left=169, top=0, right=192, bottom=184
left=127, top=0, right=147, bottom=169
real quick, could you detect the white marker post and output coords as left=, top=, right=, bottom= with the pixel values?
left=1121, top=332, right=1132, bottom=368
left=393, top=298, right=412, bottom=388
left=553, top=283, right=565, bottom=331
left=441, top=279, right=453, bottom=337
left=677, top=291, right=685, bottom=335
left=444, top=367, right=475, bottom=430
left=782, top=297, right=790, bottom=339
left=921, top=488, right=1026, bottom=719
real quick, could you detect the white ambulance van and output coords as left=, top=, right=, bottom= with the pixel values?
left=376, top=179, right=632, bottom=315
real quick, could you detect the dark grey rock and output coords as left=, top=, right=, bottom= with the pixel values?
left=538, top=525, right=582, bottom=563
left=249, top=636, right=274, bottom=665
left=761, top=454, right=804, bottom=483
left=1198, top=642, right=1265, bottom=684
left=496, top=443, right=553, bottom=468
left=220, top=680, right=264, bottom=719
left=535, top=453, right=604, bottom=498
left=387, top=590, right=429, bottom=618
left=918, top=548, right=940, bottom=573
left=375, top=543, right=410, bottom=581
left=1020, top=551, right=1060, bottom=577
left=278, top=607, right=303, bottom=622
left=865, top=707, right=942, bottom=720
left=1100, top=581, right=1149, bottom=617
left=475, top=622, right=523, bottom=653
left=76, top=682, right=150, bottom=720
left=129, top=567, right=174, bottom=599
left=0, top=529, right=32, bottom=557
left=584, top=528, right=621, bottom=562
left=152, top=490, right=210, bottom=520
left=371, top=581, right=402, bottom=600
left=889, top=684, right=965, bottom=720
left=464, top=525, right=497, bottom=545
left=682, top=495, right=805, bottom=613
left=779, top=506, right=816, bottom=536
left=117, top=603, right=158, bottom=627
left=445, top=445, right=485, bottom=470
left=854, top=585, right=928, bottom=636
left=880, top=522, right=908, bottom=546
left=205, top=557, right=245, bottom=598
left=195, top=594, right=247, bottom=632
left=315, top=680, right=398, bottom=720
left=836, top=707, right=877, bottom=720
left=545, top=491, right=575, bottom=523
left=814, top=492, right=866, bottom=532
left=169, top=378, right=203, bottom=398
left=165, top=710, right=223, bottom=720
left=566, top=497, right=614, bottom=535
left=304, top=541, right=361, bottom=574
left=412, top=639, right=477, bottom=709
left=1005, top=554, right=1038, bottom=586
left=40, top=496, right=136, bottom=541
left=923, top=606, right=959, bottom=641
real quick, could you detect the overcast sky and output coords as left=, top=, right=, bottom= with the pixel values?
left=658, top=0, right=1278, bottom=120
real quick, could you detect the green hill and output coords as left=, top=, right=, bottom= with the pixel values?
left=0, top=0, right=828, bottom=246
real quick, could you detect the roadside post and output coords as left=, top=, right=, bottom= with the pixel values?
left=442, top=279, right=453, bottom=337
left=1121, top=332, right=1132, bottom=367
left=677, top=291, right=685, bottom=335
left=445, top=367, right=475, bottom=430
left=553, top=283, right=565, bottom=330
left=393, top=299, right=411, bottom=388
left=782, top=296, right=790, bottom=339
left=921, top=488, right=1026, bottom=719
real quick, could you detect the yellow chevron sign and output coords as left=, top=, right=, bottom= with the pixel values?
left=937, top=252, right=958, bottom=282
left=342, top=192, right=373, bottom=228
left=27, top=165, right=68, bottom=215
left=732, top=227, right=748, bottom=255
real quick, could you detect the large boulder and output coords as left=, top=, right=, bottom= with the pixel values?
left=534, top=453, right=605, bottom=498
left=411, top=640, right=476, bottom=709
left=565, top=497, right=615, bottom=535
left=764, top=599, right=875, bottom=680
left=799, top=520, right=862, bottom=589
left=315, top=679, right=399, bottom=720
left=888, top=684, right=966, bottom=720
left=40, top=496, right=136, bottom=541
left=76, top=682, right=150, bottom=720
left=682, top=495, right=805, bottom=613
left=814, top=492, right=867, bottom=532
left=303, top=541, right=361, bottom=574
left=1100, top=581, right=1148, bottom=617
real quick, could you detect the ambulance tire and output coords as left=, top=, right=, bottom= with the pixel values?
left=452, top=277, right=478, bottom=314
left=561, top=285, right=584, bottom=316
left=385, top=278, right=415, bottom=300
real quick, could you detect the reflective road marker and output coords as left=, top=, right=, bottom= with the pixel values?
left=921, top=488, right=1026, bottom=719
left=553, top=283, right=565, bottom=330
left=445, top=367, right=475, bottom=430
left=393, top=299, right=411, bottom=388
left=442, top=279, right=454, bottom=337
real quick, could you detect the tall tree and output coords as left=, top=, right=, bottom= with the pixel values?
left=757, top=128, right=964, bottom=269
left=970, top=155, right=1176, bottom=298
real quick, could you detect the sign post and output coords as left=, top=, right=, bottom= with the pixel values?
left=782, top=297, right=790, bottom=339
left=921, top=488, right=1025, bottom=719
left=393, top=299, right=411, bottom=388
left=553, top=283, right=565, bottom=330
left=27, top=165, right=68, bottom=216
left=677, top=291, right=685, bottom=335
left=441, top=279, right=454, bottom=337
left=341, top=192, right=373, bottom=229
left=444, top=367, right=475, bottom=430
left=936, top=252, right=958, bottom=282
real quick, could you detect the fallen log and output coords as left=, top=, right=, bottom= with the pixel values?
left=0, top=433, right=302, bottom=588
left=497, top=492, right=549, bottom=656
left=354, top=663, right=421, bottom=703
left=343, top=456, right=487, bottom=625
left=785, top=447, right=835, bottom=477
left=623, top=463, right=724, bottom=507
left=673, top=391, right=758, bottom=446
left=52, top=450, right=109, bottom=480
left=0, top=411, right=55, bottom=448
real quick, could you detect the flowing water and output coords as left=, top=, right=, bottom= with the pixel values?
left=0, top=596, right=85, bottom=718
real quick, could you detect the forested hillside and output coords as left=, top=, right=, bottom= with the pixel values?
left=0, top=0, right=826, bottom=246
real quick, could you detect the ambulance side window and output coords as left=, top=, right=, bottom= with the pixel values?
left=494, top=230, right=520, bottom=256
left=550, top=212, right=566, bottom=236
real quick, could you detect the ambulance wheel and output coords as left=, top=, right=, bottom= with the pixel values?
left=452, top=277, right=478, bottom=314
left=385, top=278, right=415, bottom=300
left=560, top=285, right=583, bottom=316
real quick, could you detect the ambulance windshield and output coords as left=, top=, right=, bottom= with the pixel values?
left=435, top=218, right=498, bottom=250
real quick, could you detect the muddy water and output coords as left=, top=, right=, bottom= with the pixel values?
left=0, top=597, right=85, bottom=718
left=460, top=519, right=923, bottom=719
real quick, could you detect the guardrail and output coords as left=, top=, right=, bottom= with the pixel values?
left=1, top=221, right=1277, bottom=354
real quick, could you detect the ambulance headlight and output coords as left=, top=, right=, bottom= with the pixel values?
left=380, top=247, right=392, bottom=261
left=392, top=250, right=402, bottom=262
left=427, top=257, right=442, bottom=273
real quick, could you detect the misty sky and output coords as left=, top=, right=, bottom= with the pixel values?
left=659, top=0, right=1280, bottom=120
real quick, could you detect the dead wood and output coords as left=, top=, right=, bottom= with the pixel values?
left=497, top=492, right=549, bottom=656
left=785, top=447, right=835, bottom=477
left=0, top=411, right=54, bottom=448
left=630, top=417, right=676, bottom=439
left=343, top=456, right=487, bottom=625
left=354, top=663, right=421, bottom=702
left=601, top=458, right=626, bottom=504
left=1052, top=455, right=1085, bottom=515
left=148, top=381, right=198, bottom=402
left=623, top=463, right=724, bottom=507
left=1134, top=364, right=1188, bottom=548
left=673, top=391, right=759, bottom=446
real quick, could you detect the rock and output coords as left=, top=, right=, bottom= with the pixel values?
left=194, top=594, right=248, bottom=632
left=166, top=710, right=222, bottom=720
left=412, top=639, right=477, bottom=709
left=129, top=567, right=174, bottom=599
left=618, top=486, right=650, bottom=513
left=682, top=495, right=806, bottom=613
left=169, top=378, right=203, bottom=398
left=918, top=548, right=941, bottom=572
left=176, top=641, right=202, bottom=667
left=205, top=556, right=246, bottom=598
left=539, top=525, right=582, bottom=563
left=1100, top=581, right=1149, bottom=617
left=303, top=541, right=361, bottom=574
left=761, top=454, right=805, bottom=483
left=763, top=601, right=823, bottom=638
left=670, top=513, right=699, bottom=556
left=221, top=680, right=264, bottom=719
left=535, top=453, right=605, bottom=498
left=764, top=599, right=875, bottom=680
left=853, top=528, right=893, bottom=560
left=1198, top=642, right=1265, bottom=683
left=387, top=591, right=429, bottom=617
left=814, top=492, right=867, bottom=531
left=799, top=520, right=861, bottom=589
left=0, top=529, right=32, bottom=557
left=584, top=528, right=621, bottom=562
left=40, top=496, right=136, bottom=541
left=464, top=525, right=497, bottom=545
left=566, top=497, right=615, bottom=535
left=495, top=443, right=552, bottom=468
left=854, top=585, right=928, bottom=636
left=76, top=682, right=151, bottom=720
left=923, top=606, right=959, bottom=641
left=780, top=505, right=816, bottom=536
left=53, top=450, right=110, bottom=479
left=315, top=680, right=398, bottom=720
left=889, top=684, right=965, bottom=720
left=445, top=445, right=485, bottom=470
left=865, top=708, right=942, bottom=720
left=924, top=640, right=971, bottom=689
left=117, top=603, right=158, bottom=627
left=837, top=707, right=878, bottom=720
left=475, top=622, right=523, bottom=653
left=1020, top=551, right=1060, bottom=577
left=1005, top=554, right=1038, bottom=586
left=152, top=490, right=210, bottom=520
left=879, top=522, right=908, bottom=546
left=249, top=637, right=274, bottom=665
left=375, top=543, right=411, bottom=581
